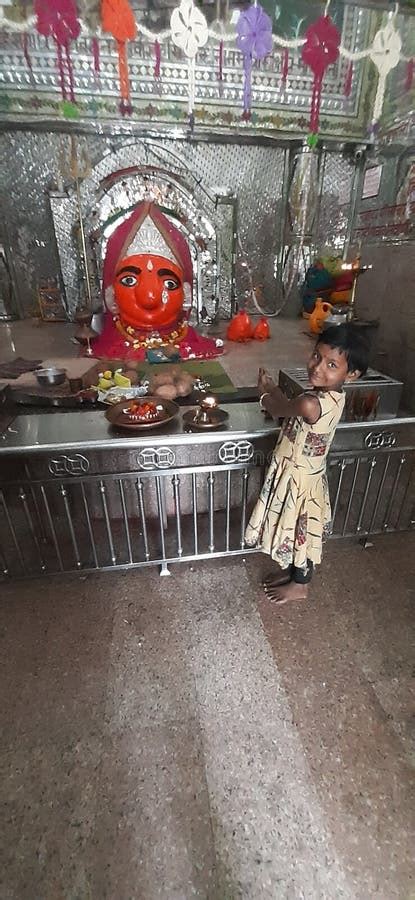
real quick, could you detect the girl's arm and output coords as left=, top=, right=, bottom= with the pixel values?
left=258, top=369, right=320, bottom=425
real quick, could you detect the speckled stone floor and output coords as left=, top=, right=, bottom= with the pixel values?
left=1, top=533, right=414, bottom=899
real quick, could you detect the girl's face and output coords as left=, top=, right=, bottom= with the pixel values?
left=307, top=342, right=360, bottom=390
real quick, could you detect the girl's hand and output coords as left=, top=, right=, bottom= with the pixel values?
left=258, top=367, right=276, bottom=396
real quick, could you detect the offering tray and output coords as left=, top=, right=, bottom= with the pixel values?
left=105, top=397, right=179, bottom=431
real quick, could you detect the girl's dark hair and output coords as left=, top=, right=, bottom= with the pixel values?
left=317, top=323, right=370, bottom=375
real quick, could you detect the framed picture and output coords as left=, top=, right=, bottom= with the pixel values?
left=37, top=281, right=68, bottom=322
left=362, top=164, right=383, bottom=200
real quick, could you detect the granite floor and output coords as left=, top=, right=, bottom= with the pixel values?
left=1, top=534, right=414, bottom=900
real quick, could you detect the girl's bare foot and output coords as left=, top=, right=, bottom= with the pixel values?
left=264, top=580, right=309, bottom=605
left=262, top=568, right=292, bottom=589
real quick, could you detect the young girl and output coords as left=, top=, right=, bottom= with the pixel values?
left=245, top=323, right=369, bottom=605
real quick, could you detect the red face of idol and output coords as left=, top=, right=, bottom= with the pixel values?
left=113, top=254, right=185, bottom=331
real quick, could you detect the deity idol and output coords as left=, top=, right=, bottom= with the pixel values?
left=90, top=201, right=222, bottom=361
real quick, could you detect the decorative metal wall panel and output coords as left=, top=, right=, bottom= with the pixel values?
left=0, top=131, right=287, bottom=317
left=0, top=5, right=373, bottom=138
left=316, top=151, right=354, bottom=250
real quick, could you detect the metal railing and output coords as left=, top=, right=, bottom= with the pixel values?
left=0, top=447, right=414, bottom=580
left=328, top=448, right=415, bottom=538
left=0, top=462, right=263, bottom=579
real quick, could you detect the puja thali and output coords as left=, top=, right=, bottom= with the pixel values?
left=105, top=397, right=179, bottom=430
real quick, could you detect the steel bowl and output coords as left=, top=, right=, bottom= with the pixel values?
left=36, top=367, right=67, bottom=387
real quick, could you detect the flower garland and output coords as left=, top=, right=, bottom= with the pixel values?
left=0, top=0, right=411, bottom=132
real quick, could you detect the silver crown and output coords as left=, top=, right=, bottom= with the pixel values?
left=127, top=216, right=178, bottom=265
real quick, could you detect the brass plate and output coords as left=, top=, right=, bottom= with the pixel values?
left=106, top=397, right=179, bottom=430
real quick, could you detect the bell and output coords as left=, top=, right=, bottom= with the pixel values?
left=74, top=310, right=97, bottom=356
left=74, top=323, right=97, bottom=343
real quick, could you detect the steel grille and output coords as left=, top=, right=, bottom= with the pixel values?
left=1, top=445, right=414, bottom=581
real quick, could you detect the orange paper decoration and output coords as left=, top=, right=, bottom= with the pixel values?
left=101, top=0, right=136, bottom=115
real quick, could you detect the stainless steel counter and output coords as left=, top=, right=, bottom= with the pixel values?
left=0, top=404, right=276, bottom=454
left=0, top=404, right=414, bottom=581
left=2, top=407, right=415, bottom=455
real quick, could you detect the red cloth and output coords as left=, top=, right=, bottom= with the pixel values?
left=89, top=313, right=223, bottom=361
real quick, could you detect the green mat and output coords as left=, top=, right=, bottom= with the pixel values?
left=136, top=359, right=236, bottom=394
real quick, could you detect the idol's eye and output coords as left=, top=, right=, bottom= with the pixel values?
left=163, top=277, right=179, bottom=291
left=120, top=274, right=138, bottom=287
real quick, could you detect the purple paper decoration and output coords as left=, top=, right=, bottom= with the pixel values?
left=236, top=3, right=273, bottom=117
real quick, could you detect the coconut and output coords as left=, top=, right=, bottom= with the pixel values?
left=154, top=384, right=178, bottom=401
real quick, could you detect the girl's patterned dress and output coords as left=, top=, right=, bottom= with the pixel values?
left=245, top=390, right=345, bottom=573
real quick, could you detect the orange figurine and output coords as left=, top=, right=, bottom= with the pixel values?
left=253, top=317, right=270, bottom=341
left=226, top=310, right=254, bottom=342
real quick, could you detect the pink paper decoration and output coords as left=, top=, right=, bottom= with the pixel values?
left=154, top=39, right=161, bottom=78
left=281, top=47, right=289, bottom=84
left=301, top=14, right=340, bottom=135
left=35, top=0, right=81, bottom=106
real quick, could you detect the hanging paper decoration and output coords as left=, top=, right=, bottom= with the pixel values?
left=281, top=48, right=289, bottom=85
left=170, top=0, right=208, bottom=125
left=154, top=38, right=161, bottom=78
left=236, top=3, right=272, bottom=119
left=101, top=0, right=137, bottom=116
left=91, top=35, right=100, bottom=76
left=1, top=0, right=411, bottom=136
left=78, top=1, right=101, bottom=77
left=301, top=14, right=340, bottom=138
left=34, top=0, right=81, bottom=115
left=406, top=58, right=414, bottom=93
left=218, top=39, right=224, bottom=83
left=344, top=60, right=353, bottom=98
left=369, top=19, right=402, bottom=127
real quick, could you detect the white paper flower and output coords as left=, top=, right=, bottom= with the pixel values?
left=370, top=21, right=402, bottom=76
left=370, top=19, right=402, bottom=122
left=170, top=0, right=208, bottom=59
